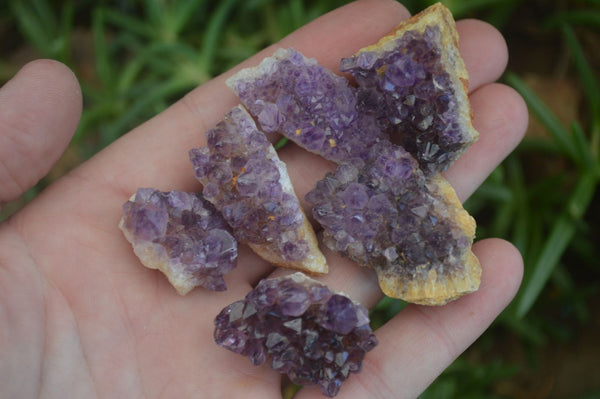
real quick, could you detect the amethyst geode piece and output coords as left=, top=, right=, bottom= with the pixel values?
left=305, top=142, right=480, bottom=305
left=189, top=106, right=327, bottom=274
left=119, top=188, right=237, bottom=294
left=340, top=4, right=478, bottom=174
left=226, top=48, right=386, bottom=163
left=214, top=272, right=377, bottom=397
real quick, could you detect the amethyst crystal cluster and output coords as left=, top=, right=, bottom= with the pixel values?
left=120, top=188, right=237, bottom=293
left=305, top=142, right=478, bottom=304
left=341, top=24, right=477, bottom=174
left=222, top=3, right=480, bottom=305
left=227, top=48, right=386, bottom=163
left=214, top=273, right=377, bottom=397
left=189, top=106, right=326, bottom=274
left=121, top=3, right=479, bottom=396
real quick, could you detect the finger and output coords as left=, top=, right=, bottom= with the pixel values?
left=457, top=19, right=508, bottom=92
left=0, top=60, right=82, bottom=204
left=296, top=238, right=524, bottom=399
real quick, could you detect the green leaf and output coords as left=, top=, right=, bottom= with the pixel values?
left=442, top=0, right=506, bottom=18
left=566, top=172, right=597, bottom=220
left=506, top=72, right=579, bottom=163
left=562, top=24, right=600, bottom=130
left=571, top=122, right=598, bottom=171
left=117, top=42, right=199, bottom=92
left=145, top=0, right=164, bottom=31
left=517, top=137, right=561, bottom=155
left=517, top=215, right=575, bottom=318
left=11, top=0, right=55, bottom=57
left=103, top=79, right=191, bottom=144
left=92, top=8, right=113, bottom=87
left=58, top=3, right=74, bottom=63
left=199, top=0, right=238, bottom=75
left=289, top=0, right=307, bottom=29
left=102, top=9, right=156, bottom=38
left=516, top=172, right=598, bottom=317
left=274, top=137, right=289, bottom=150
left=575, top=390, right=600, bottom=399
left=172, top=0, right=208, bottom=35
left=546, top=10, right=600, bottom=28
left=506, top=157, right=529, bottom=254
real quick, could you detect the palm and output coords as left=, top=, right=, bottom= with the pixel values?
left=0, top=1, right=527, bottom=398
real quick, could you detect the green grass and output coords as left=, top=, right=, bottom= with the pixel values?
left=2, top=0, right=600, bottom=397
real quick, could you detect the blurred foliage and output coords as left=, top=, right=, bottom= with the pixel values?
left=2, top=0, right=600, bottom=397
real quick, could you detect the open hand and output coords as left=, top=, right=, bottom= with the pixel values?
left=0, top=1, right=527, bottom=397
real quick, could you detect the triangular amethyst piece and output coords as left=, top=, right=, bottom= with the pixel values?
left=340, top=3, right=478, bottom=174
left=189, top=106, right=327, bottom=274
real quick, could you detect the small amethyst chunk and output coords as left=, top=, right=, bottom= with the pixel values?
left=189, top=106, right=327, bottom=275
left=226, top=48, right=386, bottom=163
left=120, top=188, right=237, bottom=294
left=214, top=272, right=377, bottom=397
left=306, top=142, right=480, bottom=305
left=340, top=4, right=478, bottom=174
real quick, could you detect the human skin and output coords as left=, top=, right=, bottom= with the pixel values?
left=0, top=1, right=527, bottom=398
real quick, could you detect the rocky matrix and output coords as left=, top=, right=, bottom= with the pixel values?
left=305, top=142, right=480, bottom=304
left=214, top=272, right=378, bottom=397
left=120, top=188, right=238, bottom=294
left=189, top=106, right=327, bottom=274
left=340, top=4, right=478, bottom=174
left=227, top=48, right=386, bottom=163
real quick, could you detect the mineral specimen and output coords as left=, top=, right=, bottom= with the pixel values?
left=214, top=272, right=377, bottom=397
left=189, top=105, right=327, bottom=274
left=120, top=188, right=238, bottom=294
left=226, top=48, right=386, bottom=163
left=305, top=142, right=480, bottom=305
left=340, top=3, right=478, bottom=174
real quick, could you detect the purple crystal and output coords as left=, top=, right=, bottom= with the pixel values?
left=189, top=106, right=327, bottom=274
left=341, top=24, right=478, bottom=174
left=214, top=273, right=377, bottom=397
left=306, top=141, right=478, bottom=303
left=120, top=189, right=237, bottom=293
left=226, top=48, right=387, bottom=163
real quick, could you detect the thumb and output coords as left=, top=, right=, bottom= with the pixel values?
left=0, top=59, right=82, bottom=204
